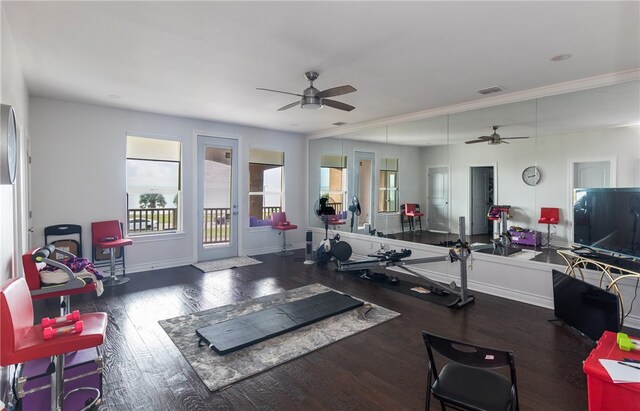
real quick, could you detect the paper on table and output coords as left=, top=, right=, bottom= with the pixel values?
left=599, top=359, right=640, bottom=383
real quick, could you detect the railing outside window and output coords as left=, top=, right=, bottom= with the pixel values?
left=128, top=208, right=177, bottom=233
left=261, top=206, right=281, bottom=219
left=129, top=206, right=283, bottom=243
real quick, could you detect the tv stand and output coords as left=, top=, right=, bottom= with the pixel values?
left=557, top=249, right=640, bottom=326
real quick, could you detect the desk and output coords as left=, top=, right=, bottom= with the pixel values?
left=583, top=331, right=640, bottom=411
left=558, top=250, right=640, bottom=325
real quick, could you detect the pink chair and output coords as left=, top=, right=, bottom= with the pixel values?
left=91, top=220, right=133, bottom=286
left=0, top=277, right=107, bottom=410
left=271, top=212, right=298, bottom=256
left=538, top=207, right=560, bottom=247
left=405, top=204, right=424, bottom=232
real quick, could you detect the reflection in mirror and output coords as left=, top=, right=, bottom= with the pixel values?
left=309, top=138, right=343, bottom=230
left=378, top=157, right=399, bottom=213
left=248, top=148, right=284, bottom=227
left=353, top=151, right=374, bottom=233
left=308, top=80, right=639, bottom=263
left=319, top=154, right=347, bottom=211
left=534, top=80, right=640, bottom=261
left=388, top=115, right=449, bottom=244
left=445, top=99, right=538, bottom=258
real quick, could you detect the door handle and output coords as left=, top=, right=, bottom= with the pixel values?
left=28, top=227, right=34, bottom=233
left=232, top=211, right=238, bottom=215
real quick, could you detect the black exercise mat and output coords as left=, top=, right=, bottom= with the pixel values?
left=196, top=291, right=364, bottom=355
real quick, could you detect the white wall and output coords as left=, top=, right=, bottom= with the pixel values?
left=1, top=8, right=30, bottom=284
left=0, top=5, right=31, bottom=405
left=29, top=97, right=306, bottom=272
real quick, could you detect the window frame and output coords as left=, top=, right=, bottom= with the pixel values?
left=378, top=158, right=399, bottom=213
left=126, top=135, right=182, bottom=236
left=248, top=148, right=285, bottom=228
left=320, top=155, right=348, bottom=214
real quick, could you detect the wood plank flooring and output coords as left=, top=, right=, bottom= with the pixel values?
left=32, top=250, right=606, bottom=410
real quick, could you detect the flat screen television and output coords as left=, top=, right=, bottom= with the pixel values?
left=573, top=187, right=640, bottom=258
left=551, top=269, right=620, bottom=341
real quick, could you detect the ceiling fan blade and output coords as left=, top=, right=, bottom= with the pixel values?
left=465, top=139, right=488, bottom=144
left=477, top=136, right=493, bottom=140
left=501, top=136, right=530, bottom=140
left=277, top=101, right=300, bottom=111
left=316, top=85, right=357, bottom=99
left=256, top=88, right=303, bottom=98
left=322, top=99, right=355, bottom=112
left=501, top=140, right=510, bottom=144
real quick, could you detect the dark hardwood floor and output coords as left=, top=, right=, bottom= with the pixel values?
left=33, top=250, right=601, bottom=410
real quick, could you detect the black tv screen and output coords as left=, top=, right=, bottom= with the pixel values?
left=573, top=187, right=640, bottom=258
left=552, top=269, right=620, bottom=341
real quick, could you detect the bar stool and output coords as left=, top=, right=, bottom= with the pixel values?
left=271, top=212, right=298, bottom=256
left=91, top=220, right=133, bottom=286
left=405, top=204, right=424, bottom=231
left=538, top=207, right=560, bottom=247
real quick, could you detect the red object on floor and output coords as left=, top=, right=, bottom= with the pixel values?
left=583, top=331, right=640, bottom=411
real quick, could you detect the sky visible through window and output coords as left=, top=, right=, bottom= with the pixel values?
left=127, top=159, right=179, bottom=208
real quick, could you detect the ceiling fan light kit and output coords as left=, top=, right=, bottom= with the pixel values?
left=258, top=71, right=356, bottom=112
left=465, top=125, right=530, bottom=145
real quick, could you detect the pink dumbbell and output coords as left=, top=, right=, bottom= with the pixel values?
left=41, top=310, right=81, bottom=328
left=43, top=321, right=84, bottom=340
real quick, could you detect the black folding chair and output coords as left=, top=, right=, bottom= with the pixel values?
left=44, top=224, right=83, bottom=259
left=422, top=331, right=519, bottom=411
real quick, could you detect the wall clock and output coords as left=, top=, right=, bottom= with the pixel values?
left=522, top=166, right=541, bottom=186
left=1, top=104, right=17, bottom=185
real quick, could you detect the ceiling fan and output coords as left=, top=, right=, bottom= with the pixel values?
left=465, top=126, right=529, bottom=145
left=257, top=71, right=356, bottom=112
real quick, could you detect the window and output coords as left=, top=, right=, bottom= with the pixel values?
left=320, top=155, right=347, bottom=213
left=378, top=158, right=398, bottom=212
left=249, top=148, right=284, bottom=227
left=126, top=135, right=181, bottom=234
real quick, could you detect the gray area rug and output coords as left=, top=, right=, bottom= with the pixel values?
left=159, top=283, right=400, bottom=391
left=192, top=256, right=262, bottom=273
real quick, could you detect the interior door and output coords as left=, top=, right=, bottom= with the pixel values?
left=354, top=151, right=374, bottom=231
left=470, top=166, right=493, bottom=235
left=428, top=166, right=449, bottom=232
left=574, top=161, right=611, bottom=188
left=197, top=135, right=238, bottom=262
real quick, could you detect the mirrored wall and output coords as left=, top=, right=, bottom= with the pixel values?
left=309, top=80, right=640, bottom=260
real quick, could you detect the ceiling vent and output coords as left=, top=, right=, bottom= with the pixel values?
left=332, top=121, right=347, bottom=126
left=477, top=86, right=505, bottom=95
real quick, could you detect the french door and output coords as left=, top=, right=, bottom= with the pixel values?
left=197, top=135, right=238, bottom=261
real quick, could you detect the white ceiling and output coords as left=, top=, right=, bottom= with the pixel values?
left=3, top=1, right=639, bottom=135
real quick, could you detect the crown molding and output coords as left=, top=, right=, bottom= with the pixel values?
left=306, top=68, right=640, bottom=140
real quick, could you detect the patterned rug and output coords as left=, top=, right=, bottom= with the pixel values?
left=158, top=284, right=400, bottom=391
left=192, top=256, right=262, bottom=273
